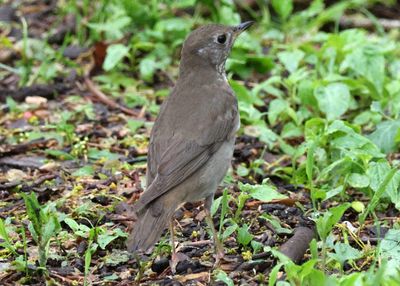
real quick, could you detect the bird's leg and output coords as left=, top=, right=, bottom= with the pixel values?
left=169, top=219, right=178, bottom=273
left=204, top=195, right=225, bottom=263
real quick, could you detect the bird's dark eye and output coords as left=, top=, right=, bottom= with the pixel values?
left=217, top=34, right=227, bottom=44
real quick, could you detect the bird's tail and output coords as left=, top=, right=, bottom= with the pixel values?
left=126, top=200, right=175, bottom=252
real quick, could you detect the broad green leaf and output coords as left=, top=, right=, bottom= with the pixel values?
left=236, top=165, right=250, bottom=177
left=348, top=173, right=370, bottom=189
left=260, top=214, right=292, bottom=234
left=351, top=201, right=365, bottom=213
left=103, top=44, right=129, bottom=71
left=361, top=168, right=397, bottom=222
left=6, top=96, right=18, bottom=112
left=87, top=148, right=120, bottom=161
left=281, top=122, right=303, bottom=139
left=271, top=0, right=293, bottom=20
left=98, top=232, right=124, bottom=250
left=240, top=182, right=287, bottom=202
left=268, top=98, right=289, bottom=125
left=379, top=229, right=400, bottom=263
left=140, top=57, right=157, bottom=82
left=222, top=224, right=238, bottom=240
left=328, top=243, right=362, bottom=267
left=343, top=45, right=385, bottom=94
left=316, top=203, right=350, bottom=240
left=314, top=83, right=350, bottom=121
left=215, top=270, right=234, bottom=286
left=87, top=16, right=131, bottom=39
left=368, top=120, right=400, bottom=154
left=277, top=50, right=305, bottom=74
left=71, top=165, right=95, bottom=177
left=126, top=119, right=144, bottom=133
left=304, top=118, right=325, bottom=140
left=366, top=162, right=400, bottom=209
left=45, top=149, right=75, bottom=160
left=104, top=249, right=129, bottom=266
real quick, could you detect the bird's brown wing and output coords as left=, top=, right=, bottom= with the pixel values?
left=134, top=99, right=237, bottom=213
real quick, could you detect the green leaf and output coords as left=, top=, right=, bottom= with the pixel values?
left=21, top=192, right=43, bottom=243
left=103, top=44, right=129, bottom=71
left=105, top=249, right=129, bottom=266
left=366, top=161, right=400, bottom=209
left=6, top=96, right=19, bottom=113
left=140, top=57, right=157, bottom=82
left=329, top=243, right=362, bottom=267
left=361, top=168, right=397, bottom=222
left=215, top=270, right=234, bottom=286
left=271, top=0, right=293, bottom=20
left=237, top=224, right=253, bottom=246
left=45, top=149, right=75, bottom=160
left=298, top=80, right=317, bottom=108
left=260, top=214, right=292, bottom=234
left=368, top=120, right=400, bottom=154
left=316, top=203, right=350, bottom=241
left=42, top=215, right=60, bottom=246
left=87, top=16, right=131, bottom=39
left=236, top=165, right=250, bottom=177
left=351, top=201, right=365, bottom=213
left=64, top=218, right=91, bottom=237
left=222, top=224, right=238, bottom=240
left=277, top=50, right=304, bottom=73
left=71, top=165, right=95, bottom=177
left=87, top=148, right=120, bottom=161
left=84, top=242, right=98, bottom=286
left=240, top=182, right=287, bottom=202
left=219, top=189, right=230, bottom=234
left=97, top=228, right=127, bottom=249
left=343, top=46, right=385, bottom=94
left=379, top=229, right=400, bottom=263
left=348, top=173, right=370, bottom=189
left=0, top=219, right=16, bottom=254
left=268, top=98, right=289, bottom=125
left=126, top=119, right=144, bottom=133
left=306, top=140, right=317, bottom=186
left=314, top=83, right=350, bottom=121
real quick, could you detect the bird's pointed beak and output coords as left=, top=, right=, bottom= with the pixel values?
left=233, top=21, right=254, bottom=35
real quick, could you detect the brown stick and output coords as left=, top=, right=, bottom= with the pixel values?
left=84, top=77, right=139, bottom=117
left=0, top=173, right=58, bottom=191
left=0, top=83, right=71, bottom=103
left=0, top=138, right=57, bottom=157
left=279, top=226, right=315, bottom=263
left=340, top=15, right=400, bottom=30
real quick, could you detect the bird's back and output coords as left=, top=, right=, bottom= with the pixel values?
left=146, top=74, right=238, bottom=187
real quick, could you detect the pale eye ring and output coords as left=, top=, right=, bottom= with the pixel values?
left=217, top=34, right=227, bottom=44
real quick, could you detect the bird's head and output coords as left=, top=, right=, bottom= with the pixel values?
left=180, top=21, right=254, bottom=76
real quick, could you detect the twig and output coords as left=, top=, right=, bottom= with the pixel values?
left=0, top=173, right=58, bottom=191
left=84, top=77, right=139, bottom=117
left=340, top=15, right=400, bottom=30
left=0, top=138, right=57, bottom=157
left=0, top=83, right=71, bottom=103
left=49, top=271, right=77, bottom=285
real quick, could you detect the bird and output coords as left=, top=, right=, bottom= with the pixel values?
left=126, top=21, right=254, bottom=263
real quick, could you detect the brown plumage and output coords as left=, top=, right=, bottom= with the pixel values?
left=126, top=22, right=254, bottom=253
